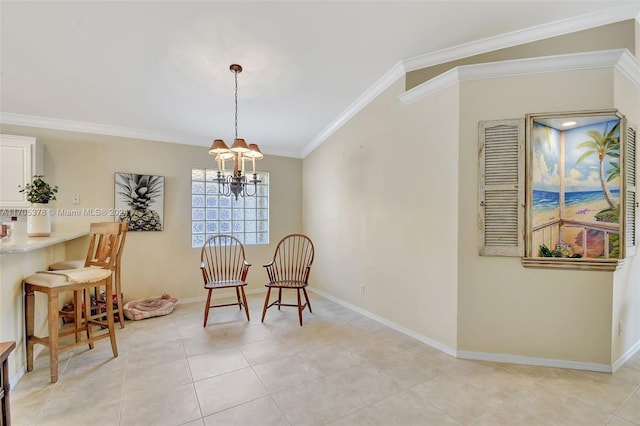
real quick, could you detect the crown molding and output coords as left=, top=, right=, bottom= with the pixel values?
left=399, top=49, right=640, bottom=105
left=300, top=61, right=406, bottom=158
left=403, top=4, right=640, bottom=73
left=0, top=112, right=192, bottom=145
left=0, top=112, right=302, bottom=158
left=302, top=4, right=639, bottom=158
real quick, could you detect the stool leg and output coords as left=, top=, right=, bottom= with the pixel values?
left=24, top=285, right=35, bottom=372
left=48, top=291, right=60, bottom=383
left=105, top=278, right=118, bottom=357
left=73, top=290, right=83, bottom=344
left=82, top=288, right=94, bottom=350
left=83, top=288, right=94, bottom=350
left=115, top=269, right=124, bottom=329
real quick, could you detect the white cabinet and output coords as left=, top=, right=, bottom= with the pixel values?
left=0, top=134, right=37, bottom=207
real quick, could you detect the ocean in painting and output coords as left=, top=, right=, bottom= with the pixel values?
left=532, top=189, right=620, bottom=213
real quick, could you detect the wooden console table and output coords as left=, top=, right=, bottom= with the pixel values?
left=1, top=341, right=16, bottom=426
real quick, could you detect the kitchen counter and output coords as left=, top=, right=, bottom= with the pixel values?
left=0, top=230, right=89, bottom=254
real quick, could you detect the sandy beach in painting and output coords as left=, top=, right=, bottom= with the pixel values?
left=533, top=198, right=615, bottom=224
left=533, top=198, right=619, bottom=257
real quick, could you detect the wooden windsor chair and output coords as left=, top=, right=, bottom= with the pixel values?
left=261, top=234, right=315, bottom=326
left=200, top=234, right=251, bottom=327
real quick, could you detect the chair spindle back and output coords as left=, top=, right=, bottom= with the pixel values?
left=201, top=235, right=248, bottom=284
left=269, top=234, right=314, bottom=283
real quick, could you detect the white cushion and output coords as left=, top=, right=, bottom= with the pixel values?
left=24, top=267, right=111, bottom=288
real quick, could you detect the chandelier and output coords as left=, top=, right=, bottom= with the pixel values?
left=208, top=64, right=264, bottom=200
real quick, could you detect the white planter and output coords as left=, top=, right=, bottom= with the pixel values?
left=27, top=204, right=52, bottom=237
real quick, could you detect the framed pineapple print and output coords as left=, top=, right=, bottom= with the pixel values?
left=114, top=173, right=164, bottom=231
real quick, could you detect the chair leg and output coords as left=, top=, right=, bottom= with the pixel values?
left=240, top=287, right=250, bottom=321
left=277, top=288, right=282, bottom=310
left=303, top=288, right=312, bottom=313
left=296, top=289, right=303, bottom=326
left=235, top=287, right=242, bottom=310
left=203, top=289, right=213, bottom=327
left=261, top=288, right=272, bottom=322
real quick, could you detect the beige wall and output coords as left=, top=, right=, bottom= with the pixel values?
left=0, top=124, right=303, bottom=302
left=303, top=78, right=460, bottom=350
left=458, top=68, right=624, bottom=365
left=611, top=62, right=640, bottom=363
left=305, top=60, right=639, bottom=366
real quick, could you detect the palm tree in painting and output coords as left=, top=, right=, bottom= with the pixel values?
left=575, top=121, right=620, bottom=210
left=607, top=160, right=620, bottom=183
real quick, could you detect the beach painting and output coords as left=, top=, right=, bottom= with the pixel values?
left=530, top=113, right=621, bottom=259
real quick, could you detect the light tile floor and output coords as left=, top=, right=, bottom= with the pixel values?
left=10, top=292, right=640, bottom=426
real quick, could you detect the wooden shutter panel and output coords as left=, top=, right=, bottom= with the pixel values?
left=478, top=119, right=524, bottom=256
left=625, top=123, right=637, bottom=256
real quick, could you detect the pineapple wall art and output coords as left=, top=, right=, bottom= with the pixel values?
left=114, top=173, right=164, bottom=231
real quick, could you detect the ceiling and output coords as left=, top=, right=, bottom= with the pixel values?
left=1, top=1, right=639, bottom=158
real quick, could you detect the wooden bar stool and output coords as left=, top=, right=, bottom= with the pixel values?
left=49, top=222, right=128, bottom=328
left=24, top=267, right=118, bottom=383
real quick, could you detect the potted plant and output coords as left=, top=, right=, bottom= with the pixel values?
left=19, top=175, right=58, bottom=237
left=20, top=175, right=59, bottom=204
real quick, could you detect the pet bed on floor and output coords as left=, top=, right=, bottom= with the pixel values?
left=123, top=293, right=178, bottom=320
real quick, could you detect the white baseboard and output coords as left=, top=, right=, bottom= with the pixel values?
left=177, top=288, right=266, bottom=305
left=308, top=288, right=457, bottom=357
left=457, top=350, right=612, bottom=373
left=308, top=288, right=640, bottom=373
left=612, top=339, right=640, bottom=373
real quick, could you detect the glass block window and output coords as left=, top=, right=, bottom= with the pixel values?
left=191, top=168, right=269, bottom=248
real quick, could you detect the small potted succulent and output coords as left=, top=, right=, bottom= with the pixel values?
left=19, top=175, right=59, bottom=237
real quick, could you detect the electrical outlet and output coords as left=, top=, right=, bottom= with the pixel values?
left=360, top=284, right=365, bottom=295
left=72, top=194, right=80, bottom=205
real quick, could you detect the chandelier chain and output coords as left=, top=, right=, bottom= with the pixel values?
left=234, top=69, right=239, bottom=140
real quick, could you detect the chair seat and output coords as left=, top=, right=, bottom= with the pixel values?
left=24, top=267, right=111, bottom=287
left=204, top=280, right=247, bottom=289
left=265, top=280, right=307, bottom=289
